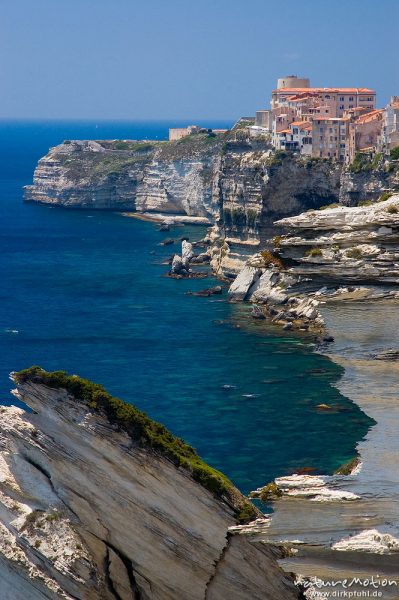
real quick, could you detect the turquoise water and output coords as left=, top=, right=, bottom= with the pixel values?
left=0, top=120, right=372, bottom=494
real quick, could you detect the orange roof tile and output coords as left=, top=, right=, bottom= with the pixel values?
left=354, top=109, right=384, bottom=124
left=290, top=120, right=312, bottom=128
left=274, top=87, right=375, bottom=94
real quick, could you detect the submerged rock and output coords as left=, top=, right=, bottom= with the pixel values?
left=187, top=286, right=223, bottom=297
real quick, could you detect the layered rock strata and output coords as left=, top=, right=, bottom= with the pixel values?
left=0, top=368, right=299, bottom=600
left=276, top=194, right=399, bottom=285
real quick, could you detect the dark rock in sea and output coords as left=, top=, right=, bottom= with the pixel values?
left=322, top=335, right=335, bottom=343
left=159, top=222, right=170, bottom=232
left=251, top=306, right=266, bottom=319
left=160, top=238, right=175, bottom=246
left=187, top=286, right=223, bottom=297
left=191, top=253, right=211, bottom=264
left=283, top=323, right=293, bottom=331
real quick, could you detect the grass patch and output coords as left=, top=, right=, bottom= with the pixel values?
left=387, top=205, right=398, bottom=214
left=305, top=248, right=322, bottom=257
left=13, top=367, right=253, bottom=515
left=346, top=247, right=363, bottom=259
left=318, top=203, right=339, bottom=210
left=358, top=199, right=375, bottom=207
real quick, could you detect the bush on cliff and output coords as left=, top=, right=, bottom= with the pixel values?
left=390, top=146, right=399, bottom=161
left=14, top=367, right=254, bottom=515
left=305, top=248, right=322, bottom=257
left=349, top=152, right=373, bottom=173
left=260, top=250, right=284, bottom=269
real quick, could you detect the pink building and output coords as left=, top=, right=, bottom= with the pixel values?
left=272, top=87, right=376, bottom=118
left=311, top=117, right=349, bottom=160
left=347, top=109, right=384, bottom=162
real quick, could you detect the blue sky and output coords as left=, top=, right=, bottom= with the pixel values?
left=1, top=0, right=398, bottom=120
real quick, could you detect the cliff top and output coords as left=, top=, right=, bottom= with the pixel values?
left=13, top=366, right=257, bottom=521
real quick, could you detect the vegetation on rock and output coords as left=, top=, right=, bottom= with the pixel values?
left=14, top=367, right=257, bottom=519
left=334, top=456, right=360, bottom=475
left=259, top=482, right=283, bottom=502
left=260, top=250, right=284, bottom=268
left=390, top=146, right=399, bottom=161
left=305, top=248, right=322, bottom=257
left=346, top=247, right=363, bottom=259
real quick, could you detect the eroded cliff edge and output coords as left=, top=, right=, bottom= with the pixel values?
left=0, top=367, right=299, bottom=600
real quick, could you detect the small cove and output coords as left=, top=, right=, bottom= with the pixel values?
left=0, top=120, right=373, bottom=494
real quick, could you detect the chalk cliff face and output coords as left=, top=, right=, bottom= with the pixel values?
left=276, top=193, right=399, bottom=285
left=0, top=370, right=298, bottom=600
left=24, top=136, right=343, bottom=238
left=24, top=137, right=223, bottom=219
left=219, top=145, right=342, bottom=243
left=339, top=167, right=399, bottom=206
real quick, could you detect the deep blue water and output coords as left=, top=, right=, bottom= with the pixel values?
left=0, top=120, right=371, bottom=494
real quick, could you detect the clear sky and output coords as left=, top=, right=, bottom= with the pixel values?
left=2, top=0, right=398, bottom=120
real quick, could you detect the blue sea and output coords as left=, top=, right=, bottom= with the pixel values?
left=0, top=120, right=371, bottom=494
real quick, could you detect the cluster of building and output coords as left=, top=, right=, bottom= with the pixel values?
left=252, top=76, right=399, bottom=162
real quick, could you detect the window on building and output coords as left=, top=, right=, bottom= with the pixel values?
left=349, top=97, right=354, bottom=101
left=340, top=97, right=344, bottom=101
left=349, top=105, right=353, bottom=109
left=320, top=128, right=323, bottom=132
left=325, top=95, right=330, bottom=99
left=340, top=105, right=344, bottom=110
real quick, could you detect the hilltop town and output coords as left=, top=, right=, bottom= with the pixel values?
left=170, top=75, right=399, bottom=164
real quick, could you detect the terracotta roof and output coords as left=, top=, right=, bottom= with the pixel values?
left=290, top=120, right=312, bottom=128
left=354, top=109, right=384, bottom=124
left=312, top=117, right=347, bottom=122
left=277, top=129, right=290, bottom=134
left=274, top=87, right=375, bottom=94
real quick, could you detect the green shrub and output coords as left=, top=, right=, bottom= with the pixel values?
left=346, top=247, right=362, bottom=259
left=305, top=248, right=322, bottom=257
left=237, top=502, right=258, bottom=523
left=387, top=205, right=398, bottom=214
left=349, top=152, right=373, bottom=173
left=358, top=199, right=374, bottom=207
left=334, top=456, right=360, bottom=475
left=379, top=191, right=393, bottom=203
left=114, top=141, right=131, bottom=150
left=259, top=482, right=282, bottom=502
left=390, top=146, right=399, bottom=161
left=13, top=367, right=233, bottom=501
left=318, top=203, right=339, bottom=210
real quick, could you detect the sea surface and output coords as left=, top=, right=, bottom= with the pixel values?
left=0, top=120, right=372, bottom=494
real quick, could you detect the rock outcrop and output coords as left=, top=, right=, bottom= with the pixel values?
left=24, top=137, right=223, bottom=219
left=0, top=367, right=298, bottom=600
left=276, top=194, right=399, bottom=285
